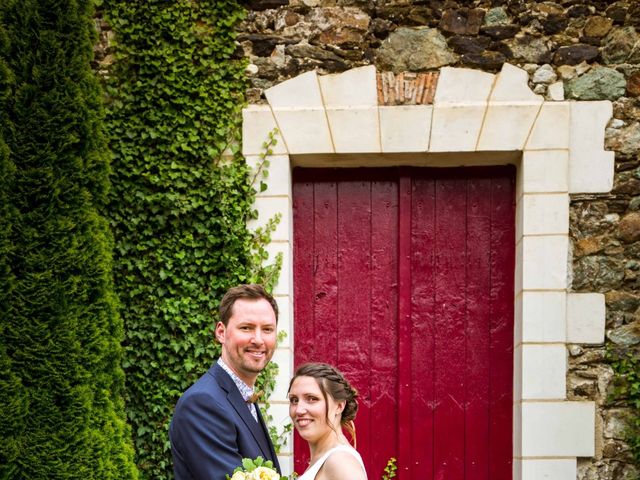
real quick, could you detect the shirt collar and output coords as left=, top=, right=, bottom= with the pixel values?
left=217, top=358, right=255, bottom=402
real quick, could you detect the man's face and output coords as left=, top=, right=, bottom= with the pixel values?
left=215, top=298, right=277, bottom=386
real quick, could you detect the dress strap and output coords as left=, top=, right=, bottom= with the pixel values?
left=298, top=445, right=366, bottom=480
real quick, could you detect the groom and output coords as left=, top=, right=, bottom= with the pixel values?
left=170, top=284, right=281, bottom=479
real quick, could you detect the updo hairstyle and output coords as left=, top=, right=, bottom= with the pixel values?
left=288, top=362, right=359, bottom=446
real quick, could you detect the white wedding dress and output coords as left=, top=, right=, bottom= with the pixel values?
left=298, top=444, right=367, bottom=480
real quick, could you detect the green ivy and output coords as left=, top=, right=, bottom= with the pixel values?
left=608, top=347, right=640, bottom=466
left=0, top=0, right=137, bottom=478
left=101, top=1, right=280, bottom=478
left=381, top=457, right=397, bottom=480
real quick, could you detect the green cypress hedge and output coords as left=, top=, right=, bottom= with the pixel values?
left=0, top=21, right=27, bottom=479
left=0, top=0, right=137, bottom=478
left=102, top=1, right=278, bottom=478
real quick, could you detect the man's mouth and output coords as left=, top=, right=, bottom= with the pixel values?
left=245, top=350, right=265, bottom=359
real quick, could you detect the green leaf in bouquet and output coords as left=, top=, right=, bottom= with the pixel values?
left=242, top=458, right=256, bottom=471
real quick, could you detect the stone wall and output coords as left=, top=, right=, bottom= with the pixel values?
left=239, top=1, right=639, bottom=479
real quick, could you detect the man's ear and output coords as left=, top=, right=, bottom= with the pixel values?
left=215, top=322, right=225, bottom=344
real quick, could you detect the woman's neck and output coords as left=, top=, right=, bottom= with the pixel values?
left=308, top=431, right=349, bottom=464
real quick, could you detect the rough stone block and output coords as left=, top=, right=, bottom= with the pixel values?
left=547, top=81, right=565, bottom=101
left=439, top=8, right=485, bottom=35
left=377, top=27, right=458, bottom=73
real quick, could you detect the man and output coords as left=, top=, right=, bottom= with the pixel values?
left=170, top=284, right=281, bottom=479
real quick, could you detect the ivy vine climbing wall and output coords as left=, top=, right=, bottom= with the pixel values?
left=101, top=1, right=279, bottom=478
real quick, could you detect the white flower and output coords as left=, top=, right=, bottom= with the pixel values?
left=230, top=472, right=248, bottom=480
left=248, top=466, right=280, bottom=480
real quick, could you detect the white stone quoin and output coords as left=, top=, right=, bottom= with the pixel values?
left=242, top=63, right=613, bottom=479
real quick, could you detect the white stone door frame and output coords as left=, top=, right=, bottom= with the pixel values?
left=242, top=64, right=614, bottom=480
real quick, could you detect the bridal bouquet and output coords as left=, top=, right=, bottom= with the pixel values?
left=227, top=457, right=288, bottom=480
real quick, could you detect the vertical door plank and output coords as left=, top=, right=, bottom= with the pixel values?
left=314, top=180, right=339, bottom=366
left=337, top=179, right=372, bottom=468
left=489, top=172, right=515, bottom=479
left=292, top=177, right=315, bottom=366
left=370, top=179, right=400, bottom=475
left=292, top=175, right=316, bottom=474
left=397, top=175, right=413, bottom=478
left=433, top=174, right=467, bottom=479
left=409, top=174, right=436, bottom=479
left=465, top=175, right=492, bottom=480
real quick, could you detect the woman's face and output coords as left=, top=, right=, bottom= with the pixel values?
left=288, top=376, right=343, bottom=444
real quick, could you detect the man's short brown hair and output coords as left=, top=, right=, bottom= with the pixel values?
left=218, top=284, right=279, bottom=327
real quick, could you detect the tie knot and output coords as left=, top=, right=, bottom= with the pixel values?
left=247, top=391, right=263, bottom=404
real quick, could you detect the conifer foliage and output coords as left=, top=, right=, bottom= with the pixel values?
left=0, top=0, right=137, bottom=478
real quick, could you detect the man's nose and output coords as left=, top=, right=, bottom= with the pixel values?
left=252, top=329, right=264, bottom=344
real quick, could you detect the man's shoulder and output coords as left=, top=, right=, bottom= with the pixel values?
left=175, top=365, right=226, bottom=407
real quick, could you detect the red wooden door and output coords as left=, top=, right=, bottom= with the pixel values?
left=292, top=167, right=515, bottom=480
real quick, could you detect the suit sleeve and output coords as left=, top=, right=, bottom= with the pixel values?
left=170, top=391, right=243, bottom=480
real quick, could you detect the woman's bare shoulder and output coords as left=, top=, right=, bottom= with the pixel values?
left=317, top=449, right=367, bottom=480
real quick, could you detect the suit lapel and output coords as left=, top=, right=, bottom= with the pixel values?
left=212, top=364, right=274, bottom=461
left=255, top=404, right=280, bottom=471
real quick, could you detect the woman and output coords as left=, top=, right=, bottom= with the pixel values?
left=288, top=363, right=368, bottom=480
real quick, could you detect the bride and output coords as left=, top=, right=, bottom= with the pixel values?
left=287, top=363, right=368, bottom=480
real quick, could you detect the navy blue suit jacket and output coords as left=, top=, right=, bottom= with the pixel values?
left=170, top=363, right=281, bottom=480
